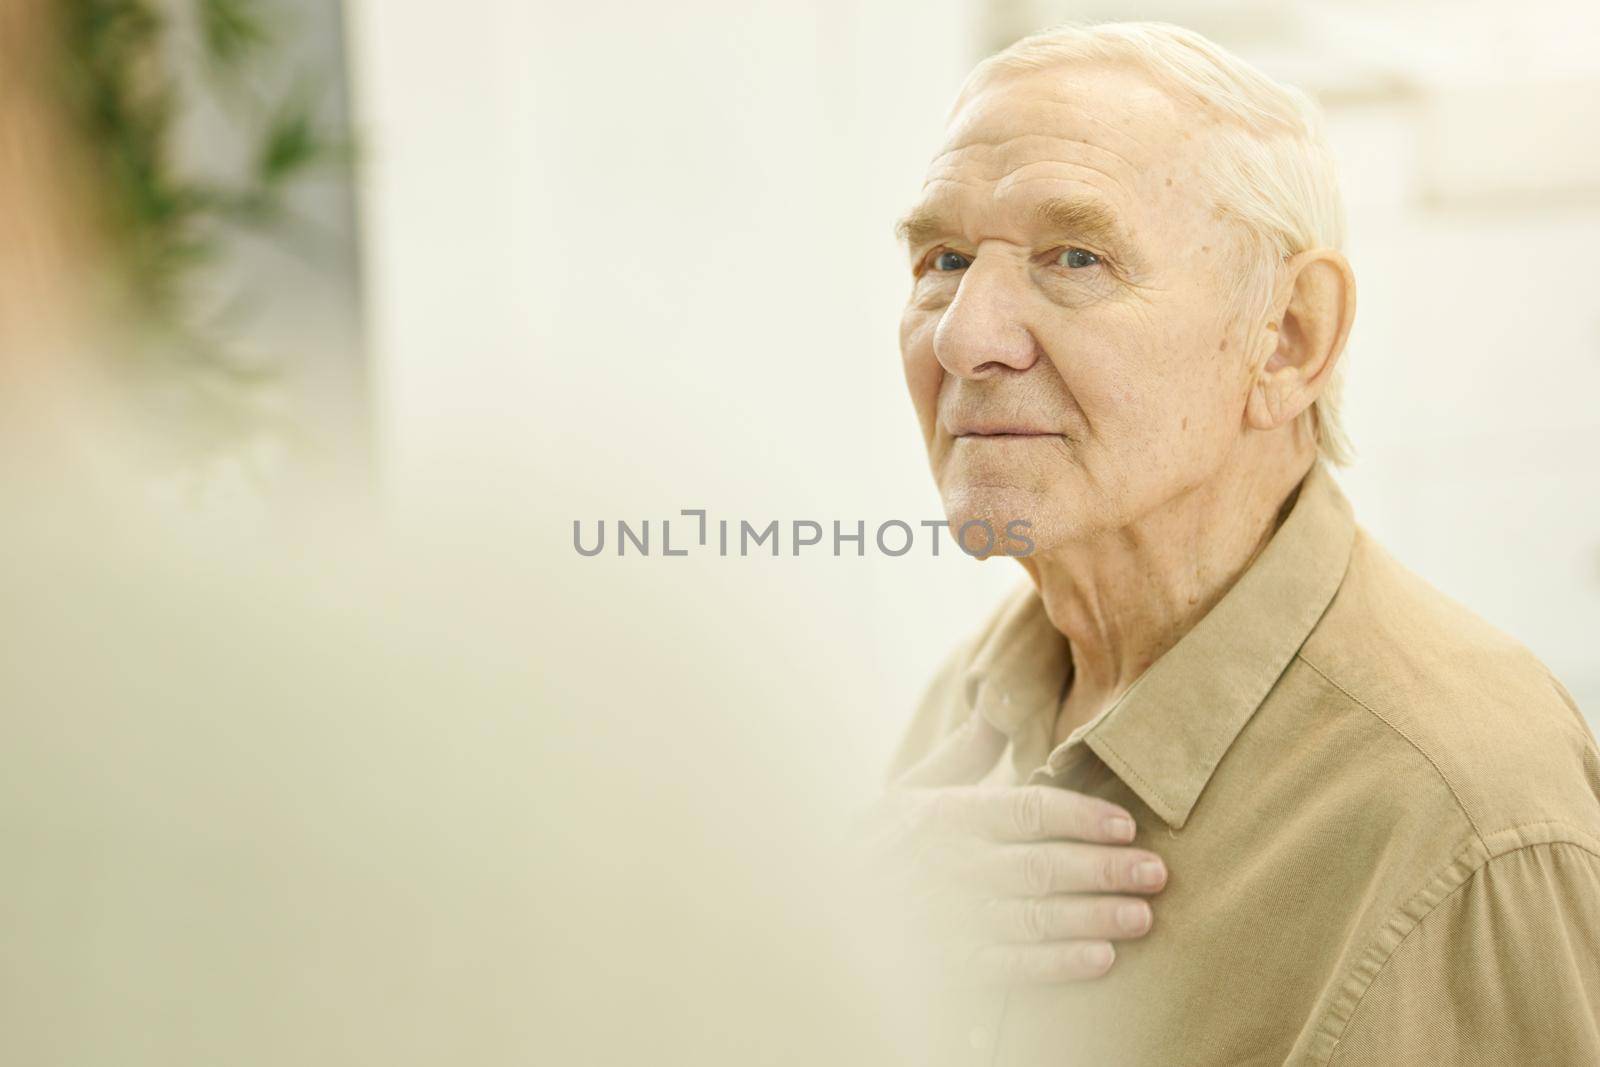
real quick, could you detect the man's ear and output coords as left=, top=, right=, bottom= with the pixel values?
left=1245, top=249, right=1356, bottom=435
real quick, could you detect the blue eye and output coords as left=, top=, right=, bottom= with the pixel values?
left=933, top=250, right=971, bottom=272
left=1057, top=248, right=1100, bottom=269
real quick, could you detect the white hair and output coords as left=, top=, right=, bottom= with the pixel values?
left=955, top=22, right=1353, bottom=466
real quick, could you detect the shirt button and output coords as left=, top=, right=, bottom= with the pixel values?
left=968, top=1025, right=991, bottom=1051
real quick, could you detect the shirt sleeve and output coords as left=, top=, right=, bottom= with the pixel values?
left=1329, top=839, right=1600, bottom=1065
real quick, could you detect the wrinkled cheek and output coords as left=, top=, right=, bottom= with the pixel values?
left=899, top=312, right=944, bottom=445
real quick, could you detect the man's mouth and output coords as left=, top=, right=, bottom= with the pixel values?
left=948, top=424, right=1058, bottom=438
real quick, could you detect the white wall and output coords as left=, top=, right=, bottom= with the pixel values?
left=345, top=0, right=1007, bottom=796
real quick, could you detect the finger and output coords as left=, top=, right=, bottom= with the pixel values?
left=979, top=894, right=1154, bottom=943
left=971, top=940, right=1117, bottom=984
left=962, top=786, right=1136, bottom=844
left=977, top=842, right=1168, bottom=897
left=896, top=712, right=1008, bottom=788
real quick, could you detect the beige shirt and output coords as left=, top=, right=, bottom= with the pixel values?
left=890, top=460, right=1600, bottom=1065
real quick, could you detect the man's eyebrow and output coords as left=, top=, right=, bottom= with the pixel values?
left=893, top=205, right=954, bottom=250
left=895, top=196, right=1139, bottom=262
left=1027, top=196, right=1133, bottom=256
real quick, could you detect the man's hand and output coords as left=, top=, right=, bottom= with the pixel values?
left=859, top=714, right=1166, bottom=985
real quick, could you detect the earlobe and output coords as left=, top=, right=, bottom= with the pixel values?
left=1244, top=361, right=1294, bottom=432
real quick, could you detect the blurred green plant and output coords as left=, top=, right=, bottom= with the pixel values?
left=57, top=0, right=341, bottom=337
left=45, top=0, right=351, bottom=496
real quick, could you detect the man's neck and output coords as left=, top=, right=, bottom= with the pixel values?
left=1029, top=447, right=1315, bottom=746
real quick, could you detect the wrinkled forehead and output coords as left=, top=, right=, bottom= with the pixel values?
left=922, top=63, right=1209, bottom=216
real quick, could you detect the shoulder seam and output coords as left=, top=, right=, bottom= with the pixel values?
left=1320, top=838, right=1600, bottom=1065
left=1295, top=652, right=1486, bottom=845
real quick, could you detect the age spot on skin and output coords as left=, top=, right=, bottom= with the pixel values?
left=1218, top=338, right=1228, bottom=351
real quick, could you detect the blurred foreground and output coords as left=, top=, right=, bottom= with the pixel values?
left=0, top=501, right=939, bottom=1065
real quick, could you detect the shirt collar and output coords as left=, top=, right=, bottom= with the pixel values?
left=963, top=460, right=1356, bottom=829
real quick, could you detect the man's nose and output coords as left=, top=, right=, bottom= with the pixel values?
left=932, top=258, right=1040, bottom=379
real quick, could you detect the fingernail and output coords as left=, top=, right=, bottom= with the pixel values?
left=1084, top=942, right=1114, bottom=970
left=1133, top=860, right=1165, bottom=888
left=1104, top=816, right=1135, bottom=842
left=1117, top=901, right=1151, bottom=933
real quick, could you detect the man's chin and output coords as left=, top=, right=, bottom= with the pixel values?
left=939, top=485, right=1060, bottom=560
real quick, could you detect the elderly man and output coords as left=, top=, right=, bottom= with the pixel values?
left=878, top=22, right=1600, bottom=1066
